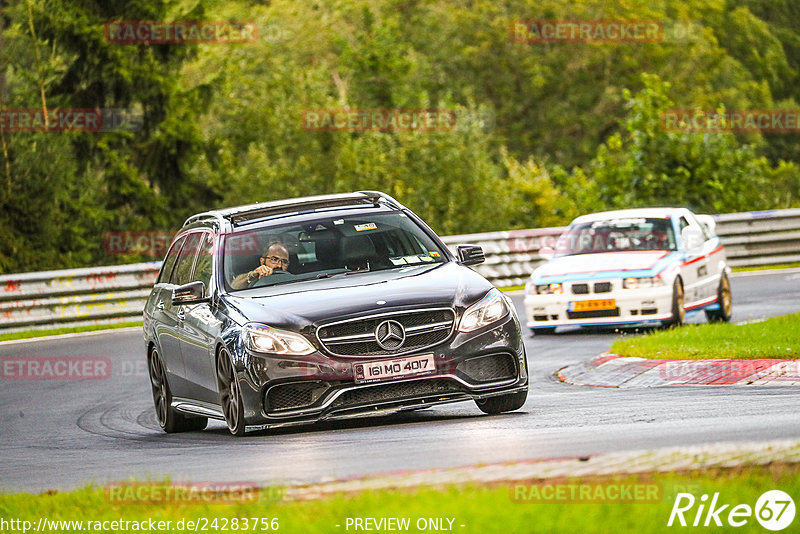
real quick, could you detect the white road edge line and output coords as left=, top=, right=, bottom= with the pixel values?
left=731, top=267, right=800, bottom=278
left=0, top=326, right=142, bottom=346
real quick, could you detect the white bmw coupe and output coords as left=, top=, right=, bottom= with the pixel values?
left=524, top=208, right=732, bottom=334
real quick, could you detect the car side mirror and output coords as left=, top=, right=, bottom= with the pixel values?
left=680, top=227, right=704, bottom=251
left=456, top=244, right=485, bottom=266
left=695, top=214, right=716, bottom=236
left=172, top=281, right=208, bottom=305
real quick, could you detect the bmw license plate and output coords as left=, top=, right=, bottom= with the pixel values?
left=570, top=299, right=616, bottom=312
left=353, top=353, right=436, bottom=384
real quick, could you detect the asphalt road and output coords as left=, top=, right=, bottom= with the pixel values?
left=1, top=269, right=799, bottom=493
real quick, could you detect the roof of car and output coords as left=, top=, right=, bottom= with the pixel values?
left=182, top=191, right=404, bottom=230
left=570, top=207, right=688, bottom=224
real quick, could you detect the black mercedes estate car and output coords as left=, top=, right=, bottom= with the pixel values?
left=143, top=191, right=528, bottom=435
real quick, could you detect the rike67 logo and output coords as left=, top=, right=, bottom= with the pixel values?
left=668, top=490, right=795, bottom=530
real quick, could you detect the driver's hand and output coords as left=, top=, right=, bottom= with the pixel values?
left=253, top=265, right=273, bottom=278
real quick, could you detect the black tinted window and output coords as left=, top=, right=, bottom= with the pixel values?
left=170, top=233, right=202, bottom=286
left=223, top=211, right=446, bottom=290
left=193, top=232, right=215, bottom=289
left=157, top=235, right=186, bottom=284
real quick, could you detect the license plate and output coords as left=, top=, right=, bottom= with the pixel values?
left=353, top=353, right=436, bottom=384
left=570, top=299, right=616, bottom=312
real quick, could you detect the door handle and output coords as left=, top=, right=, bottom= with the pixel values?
left=156, top=300, right=165, bottom=310
left=177, top=307, right=185, bottom=321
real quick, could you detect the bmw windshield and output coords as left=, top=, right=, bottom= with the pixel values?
left=223, top=211, right=447, bottom=290
left=554, top=218, right=677, bottom=256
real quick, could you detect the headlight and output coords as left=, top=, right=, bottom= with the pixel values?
left=459, top=288, right=510, bottom=332
left=244, top=323, right=315, bottom=355
left=622, top=277, right=665, bottom=289
left=532, top=282, right=563, bottom=295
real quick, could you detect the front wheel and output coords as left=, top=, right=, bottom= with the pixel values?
left=706, top=273, right=733, bottom=323
left=217, top=348, right=246, bottom=437
left=475, top=389, right=527, bottom=415
left=664, top=278, right=685, bottom=328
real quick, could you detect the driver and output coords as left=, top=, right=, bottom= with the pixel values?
left=231, top=243, right=290, bottom=289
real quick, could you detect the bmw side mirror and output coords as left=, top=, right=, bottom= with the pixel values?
left=457, top=244, right=485, bottom=266
left=680, top=227, right=704, bottom=251
left=695, top=214, right=717, bottom=236
left=173, top=281, right=208, bottom=305
left=538, top=246, right=555, bottom=260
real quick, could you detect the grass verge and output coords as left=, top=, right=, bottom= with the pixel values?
left=0, top=322, right=143, bottom=343
left=732, top=261, right=800, bottom=273
left=611, top=313, right=800, bottom=359
left=1, top=464, right=798, bottom=533
left=498, top=284, right=524, bottom=292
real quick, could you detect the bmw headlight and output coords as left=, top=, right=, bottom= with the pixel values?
left=244, top=323, right=315, bottom=355
left=530, top=282, right=563, bottom=295
left=622, top=277, right=665, bottom=289
left=459, top=288, right=510, bottom=332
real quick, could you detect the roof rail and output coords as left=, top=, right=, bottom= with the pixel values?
left=356, top=190, right=405, bottom=210
left=226, top=192, right=383, bottom=226
left=182, top=211, right=226, bottom=228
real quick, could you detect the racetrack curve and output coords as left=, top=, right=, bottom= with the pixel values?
left=1, top=269, right=799, bottom=493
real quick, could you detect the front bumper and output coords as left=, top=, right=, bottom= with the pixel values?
left=234, top=314, right=528, bottom=426
left=524, top=284, right=673, bottom=329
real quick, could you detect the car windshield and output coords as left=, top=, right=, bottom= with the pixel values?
left=222, top=211, right=446, bottom=290
left=554, top=217, right=677, bottom=256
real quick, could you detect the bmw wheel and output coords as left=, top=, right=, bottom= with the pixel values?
left=706, top=273, right=733, bottom=323
left=664, top=278, right=685, bottom=328
left=149, top=348, right=207, bottom=433
left=217, top=348, right=246, bottom=437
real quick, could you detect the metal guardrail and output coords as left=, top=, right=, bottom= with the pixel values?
left=1, top=209, right=798, bottom=334
left=0, top=263, right=160, bottom=333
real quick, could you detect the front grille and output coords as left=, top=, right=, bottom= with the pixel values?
left=571, top=283, right=589, bottom=294
left=457, top=353, right=517, bottom=382
left=317, top=308, right=455, bottom=357
left=330, top=379, right=463, bottom=409
left=594, top=282, right=612, bottom=293
left=567, top=308, right=621, bottom=319
left=265, top=381, right=329, bottom=412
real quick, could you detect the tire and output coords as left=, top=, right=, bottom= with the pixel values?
left=531, top=327, right=556, bottom=336
left=664, top=277, right=685, bottom=328
left=706, top=273, right=733, bottom=323
left=475, top=389, right=528, bottom=415
left=217, top=348, right=246, bottom=437
left=148, top=348, right=208, bottom=433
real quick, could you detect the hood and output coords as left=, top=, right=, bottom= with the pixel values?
left=534, top=251, right=676, bottom=281
left=222, top=262, right=492, bottom=330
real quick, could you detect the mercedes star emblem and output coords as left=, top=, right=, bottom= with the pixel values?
left=375, top=319, right=406, bottom=350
